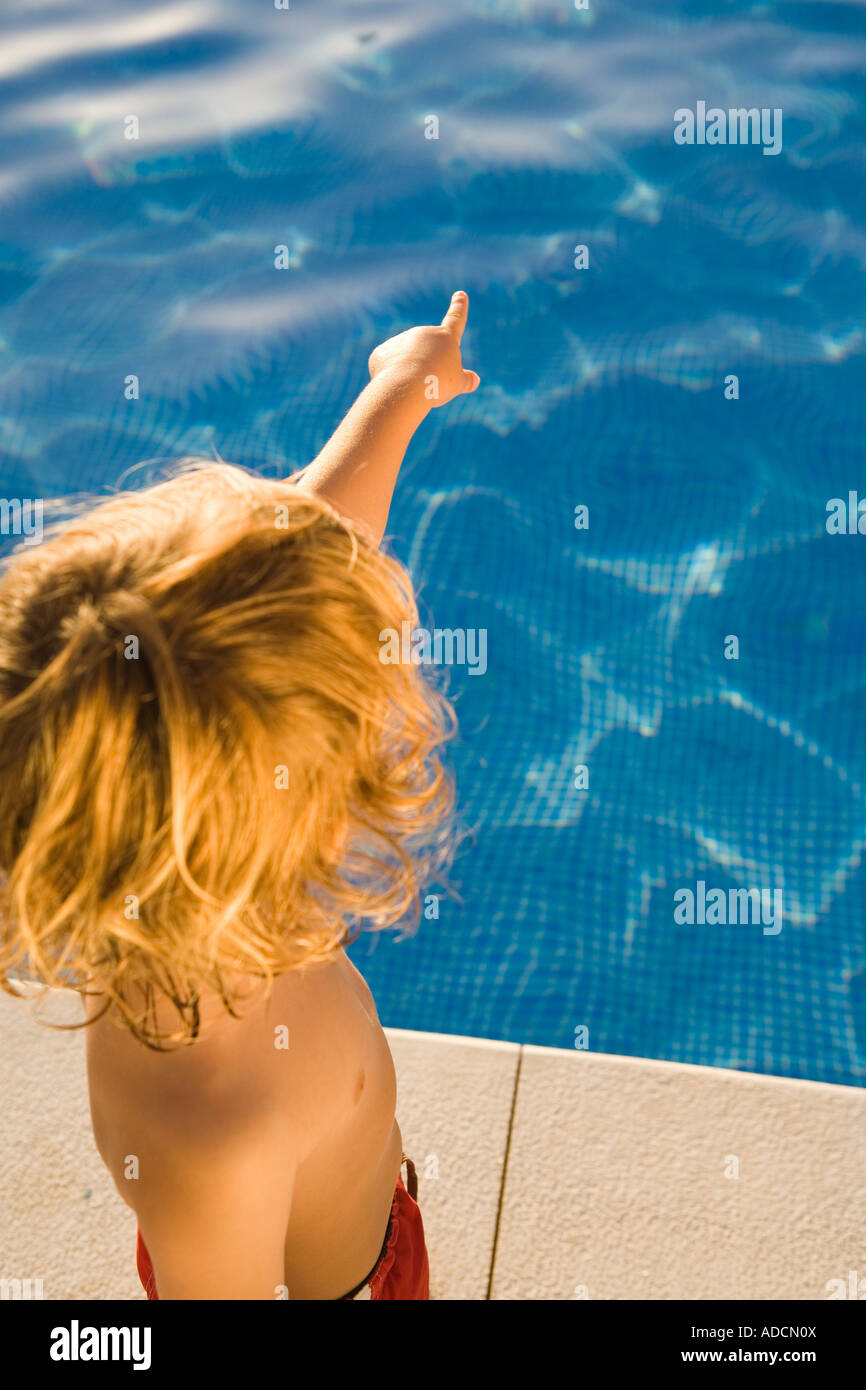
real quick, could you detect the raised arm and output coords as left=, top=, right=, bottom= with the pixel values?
left=294, top=291, right=480, bottom=544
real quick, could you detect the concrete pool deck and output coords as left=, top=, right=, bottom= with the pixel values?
left=0, top=993, right=863, bottom=1300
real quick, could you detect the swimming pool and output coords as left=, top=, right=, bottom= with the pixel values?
left=1, top=0, right=864, bottom=1085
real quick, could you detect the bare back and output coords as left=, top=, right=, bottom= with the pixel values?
left=85, top=950, right=402, bottom=1299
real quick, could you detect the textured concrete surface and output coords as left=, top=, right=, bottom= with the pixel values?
left=0, top=987, right=140, bottom=1300
left=491, top=1046, right=866, bottom=1301
left=1, top=991, right=862, bottom=1301
left=385, top=1028, right=519, bottom=1300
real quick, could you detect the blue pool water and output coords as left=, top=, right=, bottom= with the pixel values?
left=1, top=1, right=865, bottom=1084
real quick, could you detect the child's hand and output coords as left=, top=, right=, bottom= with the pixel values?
left=368, top=291, right=481, bottom=408
left=300, top=292, right=479, bottom=541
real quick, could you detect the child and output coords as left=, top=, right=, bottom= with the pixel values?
left=0, top=292, right=480, bottom=1300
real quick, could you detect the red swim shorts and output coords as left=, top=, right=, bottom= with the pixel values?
left=136, top=1156, right=429, bottom=1302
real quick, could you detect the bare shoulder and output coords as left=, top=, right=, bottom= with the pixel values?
left=84, top=953, right=369, bottom=1171
left=84, top=988, right=300, bottom=1301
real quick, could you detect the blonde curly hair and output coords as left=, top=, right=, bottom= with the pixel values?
left=0, top=461, right=456, bottom=1048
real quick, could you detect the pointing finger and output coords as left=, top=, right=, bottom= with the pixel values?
left=441, top=290, right=469, bottom=340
